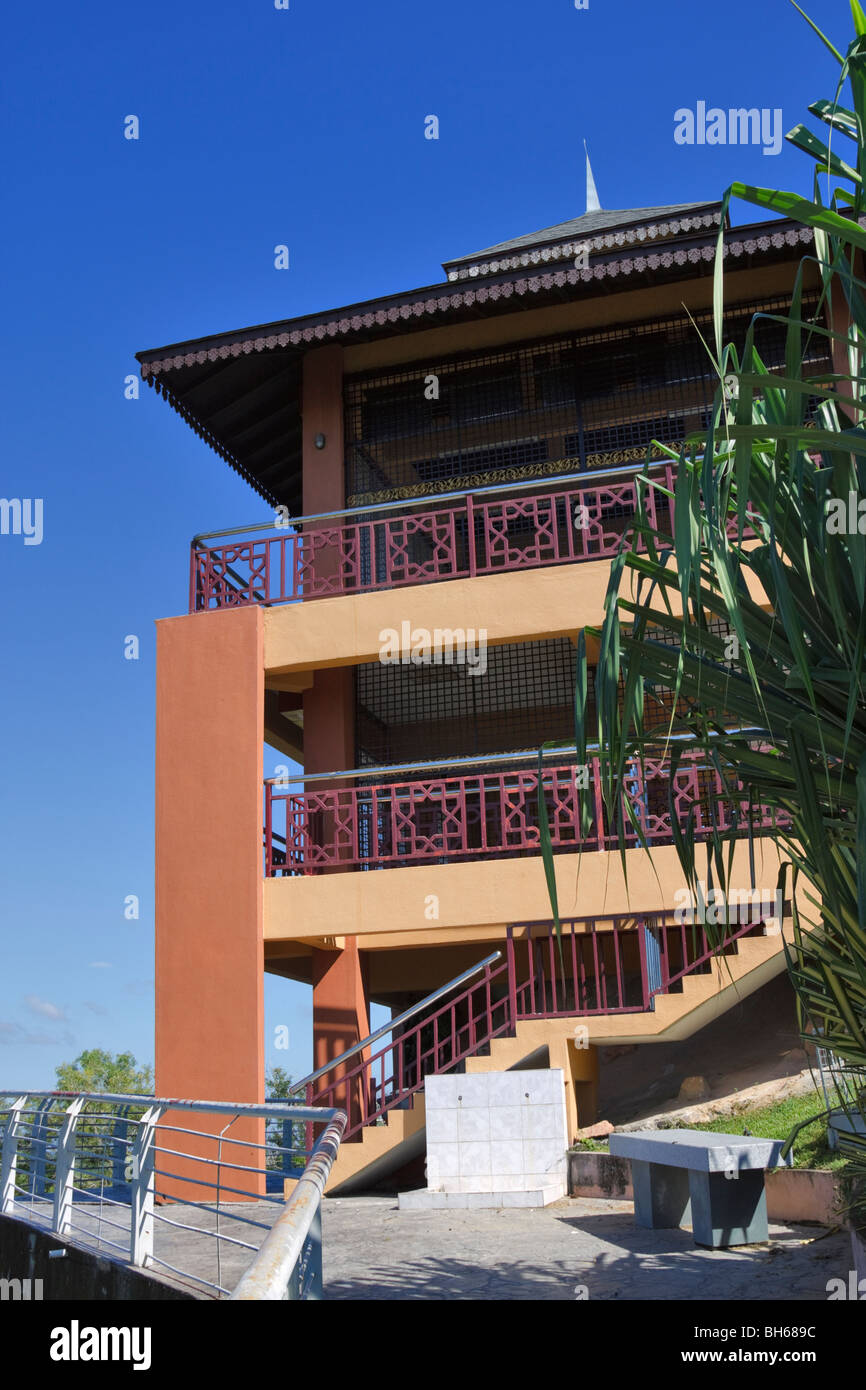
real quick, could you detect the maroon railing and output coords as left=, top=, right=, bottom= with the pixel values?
left=507, top=912, right=774, bottom=1018
left=508, top=917, right=652, bottom=1018
left=264, top=752, right=784, bottom=876
left=307, top=957, right=513, bottom=1140
left=190, top=465, right=679, bottom=611
left=191, top=462, right=757, bottom=612
left=307, top=912, right=780, bottom=1140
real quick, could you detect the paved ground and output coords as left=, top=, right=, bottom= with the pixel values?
left=16, top=1193, right=852, bottom=1300
left=321, top=1196, right=851, bottom=1301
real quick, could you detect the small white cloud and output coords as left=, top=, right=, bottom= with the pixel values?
left=83, top=1001, right=109, bottom=1017
left=24, top=995, right=67, bottom=1022
left=88, top=961, right=113, bottom=969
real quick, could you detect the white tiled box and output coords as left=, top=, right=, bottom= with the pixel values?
left=423, top=1070, right=568, bottom=1197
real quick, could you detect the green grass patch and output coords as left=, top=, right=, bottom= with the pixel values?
left=683, top=1092, right=846, bottom=1171
left=570, top=1091, right=849, bottom=1170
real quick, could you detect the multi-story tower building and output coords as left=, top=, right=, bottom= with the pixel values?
left=139, top=196, right=824, bottom=1191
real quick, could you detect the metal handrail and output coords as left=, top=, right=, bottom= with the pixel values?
left=229, top=1113, right=346, bottom=1301
left=265, top=728, right=774, bottom=787
left=289, top=951, right=502, bottom=1095
left=5, top=1092, right=332, bottom=1118
left=0, top=1091, right=344, bottom=1301
left=191, top=455, right=676, bottom=546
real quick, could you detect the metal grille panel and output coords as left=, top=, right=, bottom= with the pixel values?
left=343, top=297, right=830, bottom=506
left=355, top=638, right=578, bottom=767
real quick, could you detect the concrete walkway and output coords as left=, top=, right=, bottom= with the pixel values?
left=11, top=1193, right=851, bottom=1300
left=321, top=1195, right=850, bottom=1301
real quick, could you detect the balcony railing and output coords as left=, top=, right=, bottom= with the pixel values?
left=264, top=747, right=786, bottom=876
left=190, top=462, right=683, bottom=611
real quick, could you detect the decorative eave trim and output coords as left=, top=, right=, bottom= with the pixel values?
left=140, top=225, right=813, bottom=380
left=443, top=211, right=722, bottom=281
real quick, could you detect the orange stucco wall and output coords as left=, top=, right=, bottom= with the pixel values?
left=155, top=606, right=265, bottom=1197
left=262, top=556, right=771, bottom=678
left=264, top=838, right=792, bottom=945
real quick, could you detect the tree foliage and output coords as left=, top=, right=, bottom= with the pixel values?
left=54, top=1048, right=153, bottom=1096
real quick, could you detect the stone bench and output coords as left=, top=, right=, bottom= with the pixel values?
left=608, top=1129, right=792, bottom=1248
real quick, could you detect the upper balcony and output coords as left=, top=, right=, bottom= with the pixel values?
left=264, top=744, right=789, bottom=878
left=186, top=293, right=832, bottom=615
left=190, top=461, right=689, bottom=613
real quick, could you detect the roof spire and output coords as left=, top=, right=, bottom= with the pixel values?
left=584, top=141, right=601, bottom=213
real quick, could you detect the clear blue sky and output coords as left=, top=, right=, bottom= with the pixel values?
left=0, top=0, right=852, bottom=1089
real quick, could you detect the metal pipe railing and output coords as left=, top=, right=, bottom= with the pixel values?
left=264, top=727, right=774, bottom=787
left=230, top=1114, right=346, bottom=1301
left=190, top=456, right=676, bottom=547
left=0, top=1092, right=344, bottom=1301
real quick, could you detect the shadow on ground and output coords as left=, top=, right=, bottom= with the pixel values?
left=324, top=1205, right=848, bottom=1301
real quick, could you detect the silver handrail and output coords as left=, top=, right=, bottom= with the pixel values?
left=0, top=1092, right=344, bottom=1301
left=266, top=746, right=579, bottom=785
left=289, top=950, right=502, bottom=1096
left=264, top=728, right=774, bottom=787
left=191, top=454, right=677, bottom=546
left=229, top=1113, right=346, bottom=1301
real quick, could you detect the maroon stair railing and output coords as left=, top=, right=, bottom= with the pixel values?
left=307, top=956, right=513, bottom=1141
left=305, top=912, right=782, bottom=1142
left=264, top=751, right=785, bottom=877
left=507, top=913, right=779, bottom=1019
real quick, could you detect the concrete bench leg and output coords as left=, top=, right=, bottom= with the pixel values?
left=688, top=1170, right=768, bottom=1248
left=631, top=1160, right=691, bottom=1230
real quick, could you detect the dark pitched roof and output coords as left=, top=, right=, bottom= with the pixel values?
left=136, top=210, right=806, bottom=514
left=443, top=201, right=724, bottom=272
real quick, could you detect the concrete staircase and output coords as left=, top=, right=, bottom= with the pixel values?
left=322, top=925, right=791, bottom=1193
left=327, top=1095, right=427, bottom=1194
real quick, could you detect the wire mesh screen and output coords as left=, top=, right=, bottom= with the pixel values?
left=355, top=639, right=578, bottom=767
left=343, top=296, right=830, bottom=506
left=353, top=637, right=709, bottom=771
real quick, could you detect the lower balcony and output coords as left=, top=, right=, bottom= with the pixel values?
left=264, top=749, right=787, bottom=877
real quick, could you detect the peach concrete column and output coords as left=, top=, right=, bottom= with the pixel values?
left=302, top=345, right=345, bottom=590
left=302, top=344, right=344, bottom=515
left=304, top=670, right=366, bottom=1131
left=548, top=1037, right=599, bottom=1141
left=311, top=943, right=371, bottom=1136
left=301, top=343, right=354, bottom=870
left=825, top=262, right=862, bottom=428
left=155, top=605, right=265, bottom=1199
